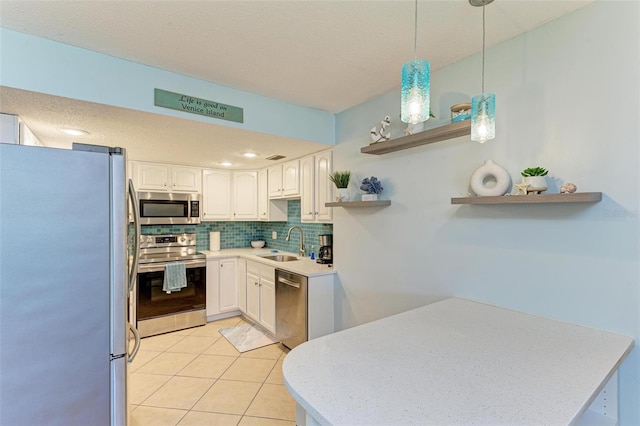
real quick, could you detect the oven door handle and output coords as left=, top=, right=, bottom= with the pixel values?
left=128, top=179, right=141, bottom=293
left=138, top=259, right=206, bottom=273
left=128, top=322, right=141, bottom=363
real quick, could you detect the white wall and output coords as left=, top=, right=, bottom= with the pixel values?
left=333, top=2, right=639, bottom=424
left=0, top=28, right=335, bottom=145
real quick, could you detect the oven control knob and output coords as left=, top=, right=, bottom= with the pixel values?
left=146, top=236, right=153, bottom=244
left=178, top=235, right=187, bottom=245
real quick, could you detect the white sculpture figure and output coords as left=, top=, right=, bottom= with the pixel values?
left=515, top=181, right=530, bottom=195
left=370, top=116, right=391, bottom=143
left=560, top=183, right=577, bottom=193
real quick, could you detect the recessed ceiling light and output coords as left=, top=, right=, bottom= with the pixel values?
left=242, top=152, right=258, bottom=158
left=58, top=128, right=89, bottom=136
left=220, top=162, right=233, bottom=167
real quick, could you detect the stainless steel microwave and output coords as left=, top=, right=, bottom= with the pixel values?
left=137, top=192, right=201, bottom=225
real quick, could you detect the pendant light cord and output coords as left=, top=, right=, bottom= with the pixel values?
left=481, top=2, right=486, bottom=93
left=413, top=0, right=418, bottom=61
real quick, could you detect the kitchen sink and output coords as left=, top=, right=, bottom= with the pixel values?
left=260, top=255, right=298, bottom=262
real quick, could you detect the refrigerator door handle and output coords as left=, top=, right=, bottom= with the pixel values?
left=128, top=179, right=141, bottom=293
left=128, top=322, right=141, bottom=363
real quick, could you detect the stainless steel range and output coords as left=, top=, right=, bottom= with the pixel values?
left=134, top=233, right=206, bottom=337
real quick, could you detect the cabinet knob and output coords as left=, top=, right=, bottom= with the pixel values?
left=308, top=212, right=313, bottom=215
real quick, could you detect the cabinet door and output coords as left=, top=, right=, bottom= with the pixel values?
left=202, top=169, right=231, bottom=221
left=268, top=165, right=282, bottom=198
left=237, top=259, right=247, bottom=313
left=136, top=163, right=170, bottom=191
left=260, top=274, right=276, bottom=334
left=219, top=258, right=238, bottom=312
left=246, top=271, right=261, bottom=323
left=171, top=166, right=201, bottom=193
left=282, top=160, right=300, bottom=197
left=314, top=151, right=333, bottom=222
left=232, top=171, right=258, bottom=220
left=258, top=169, right=269, bottom=221
left=300, top=156, right=315, bottom=222
left=206, top=259, right=221, bottom=317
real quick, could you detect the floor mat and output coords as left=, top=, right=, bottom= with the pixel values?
left=219, top=322, right=279, bottom=353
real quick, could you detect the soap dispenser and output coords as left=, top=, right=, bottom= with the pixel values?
left=310, top=245, right=316, bottom=260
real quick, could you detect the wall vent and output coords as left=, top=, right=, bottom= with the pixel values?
left=266, top=155, right=286, bottom=161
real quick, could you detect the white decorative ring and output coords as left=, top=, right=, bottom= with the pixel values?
left=470, top=160, right=511, bottom=196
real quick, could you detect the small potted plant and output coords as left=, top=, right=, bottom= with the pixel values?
left=360, top=176, right=383, bottom=201
left=329, top=171, right=351, bottom=202
left=521, top=167, right=549, bottom=194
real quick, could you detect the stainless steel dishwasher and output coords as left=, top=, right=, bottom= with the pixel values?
left=275, top=269, right=308, bottom=349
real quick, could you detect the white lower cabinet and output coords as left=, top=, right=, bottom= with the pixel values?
left=206, top=257, right=238, bottom=318
left=237, top=258, right=247, bottom=313
left=245, top=261, right=276, bottom=333
left=219, top=258, right=238, bottom=312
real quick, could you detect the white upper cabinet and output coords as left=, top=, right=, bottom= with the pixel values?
left=301, top=150, right=333, bottom=222
left=259, top=168, right=287, bottom=222
left=300, top=156, right=315, bottom=222
left=133, top=161, right=200, bottom=193
left=282, top=160, right=300, bottom=197
left=232, top=171, right=258, bottom=220
left=202, top=169, right=231, bottom=221
left=172, top=166, right=202, bottom=192
left=268, top=160, right=300, bottom=199
left=267, top=164, right=283, bottom=198
left=202, top=170, right=259, bottom=221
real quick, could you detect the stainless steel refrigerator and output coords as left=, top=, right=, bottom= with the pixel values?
left=0, top=143, right=140, bottom=425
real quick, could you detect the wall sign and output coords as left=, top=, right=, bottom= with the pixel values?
left=154, top=88, right=244, bottom=123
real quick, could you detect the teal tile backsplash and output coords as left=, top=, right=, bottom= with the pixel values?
left=137, top=200, right=332, bottom=256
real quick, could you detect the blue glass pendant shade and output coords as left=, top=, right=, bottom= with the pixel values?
left=401, top=59, right=430, bottom=124
left=471, top=93, right=495, bottom=143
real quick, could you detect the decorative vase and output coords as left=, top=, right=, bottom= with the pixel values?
left=336, top=188, right=350, bottom=202
left=362, top=194, right=378, bottom=201
left=524, top=176, right=548, bottom=193
left=469, top=160, right=511, bottom=197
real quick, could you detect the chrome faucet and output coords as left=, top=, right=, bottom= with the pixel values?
left=285, top=226, right=305, bottom=257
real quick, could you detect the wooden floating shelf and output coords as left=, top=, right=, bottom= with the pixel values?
left=451, top=192, right=602, bottom=205
left=361, top=121, right=471, bottom=155
left=325, top=200, right=392, bottom=208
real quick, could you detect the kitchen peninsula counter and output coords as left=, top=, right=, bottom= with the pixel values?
left=283, top=298, right=634, bottom=425
left=200, top=248, right=335, bottom=277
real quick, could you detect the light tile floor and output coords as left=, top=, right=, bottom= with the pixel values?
left=129, top=316, right=295, bottom=426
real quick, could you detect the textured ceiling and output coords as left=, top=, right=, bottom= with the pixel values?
left=0, top=0, right=594, bottom=167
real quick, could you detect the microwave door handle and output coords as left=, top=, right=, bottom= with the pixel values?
left=128, top=179, right=141, bottom=293
left=128, top=322, right=141, bottom=363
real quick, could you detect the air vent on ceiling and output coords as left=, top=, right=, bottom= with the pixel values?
left=266, top=155, right=286, bottom=161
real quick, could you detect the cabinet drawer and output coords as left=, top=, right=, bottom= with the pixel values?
left=247, top=260, right=260, bottom=275
left=259, top=264, right=275, bottom=280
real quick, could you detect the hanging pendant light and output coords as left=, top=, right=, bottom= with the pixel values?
left=470, top=0, right=495, bottom=143
left=401, top=0, right=430, bottom=125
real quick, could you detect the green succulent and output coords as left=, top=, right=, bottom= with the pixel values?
left=329, top=171, right=351, bottom=188
left=521, top=167, right=549, bottom=177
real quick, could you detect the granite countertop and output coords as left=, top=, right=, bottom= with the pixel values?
left=282, top=298, right=634, bottom=425
left=199, top=248, right=335, bottom=277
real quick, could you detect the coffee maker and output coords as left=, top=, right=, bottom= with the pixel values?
left=317, top=234, right=333, bottom=264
